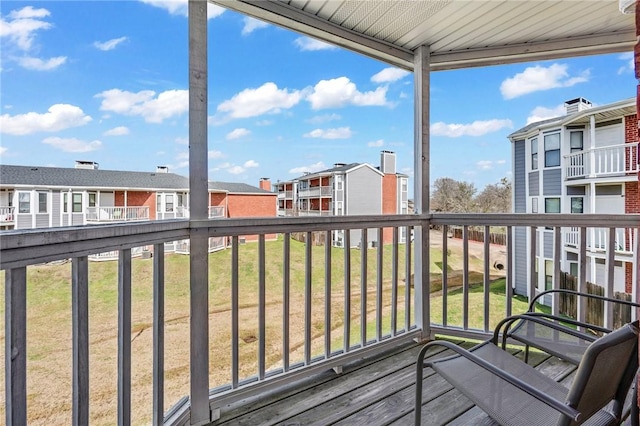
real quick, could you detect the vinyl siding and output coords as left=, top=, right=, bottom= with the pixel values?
left=17, top=215, right=31, bottom=229
left=513, top=140, right=526, bottom=213
left=51, top=191, right=61, bottom=227
left=528, top=171, right=539, bottom=196
left=513, top=227, right=527, bottom=296
left=543, top=232, right=554, bottom=259
left=35, top=214, right=49, bottom=228
left=566, top=186, right=586, bottom=196
left=345, top=166, right=382, bottom=247
left=542, top=169, right=561, bottom=195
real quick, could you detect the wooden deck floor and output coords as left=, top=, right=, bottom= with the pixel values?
left=214, top=337, right=585, bottom=426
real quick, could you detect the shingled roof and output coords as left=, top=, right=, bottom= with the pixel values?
left=0, top=164, right=273, bottom=194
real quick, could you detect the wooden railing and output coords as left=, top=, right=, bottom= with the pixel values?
left=1, top=214, right=638, bottom=425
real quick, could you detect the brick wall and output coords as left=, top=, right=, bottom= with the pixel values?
left=381, top=174, right=398, bottom=244
left=115, top=191, right=156, bottom=219
left=228, top=193, right=277, bottom=241
left=623, top=115, right=639, bottom=294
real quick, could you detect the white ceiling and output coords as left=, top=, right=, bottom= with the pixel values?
left=213, top=0, right=635, bottom=71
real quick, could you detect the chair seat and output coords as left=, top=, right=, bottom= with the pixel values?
left=429, top=342, right=617, bottom=426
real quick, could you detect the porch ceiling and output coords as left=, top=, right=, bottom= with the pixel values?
left=213, top=0, right=635, bottom=71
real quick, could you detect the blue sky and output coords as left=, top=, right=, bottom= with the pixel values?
left=1, top=1, right=637, bottom=193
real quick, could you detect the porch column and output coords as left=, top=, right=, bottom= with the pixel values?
left=188, top=0, right=210, bottom=424
left=413, top=45, right=431, bottom=339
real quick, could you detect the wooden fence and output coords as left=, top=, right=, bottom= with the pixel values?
left=448, top=227, right=507, bottom=246
left=558, top=272, right=631, bottom=330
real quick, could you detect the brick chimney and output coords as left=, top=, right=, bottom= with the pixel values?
left=259, top=177, right=271, bottom=191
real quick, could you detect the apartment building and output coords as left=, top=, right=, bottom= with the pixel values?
left=0, top=162, right=277, bottom=254
left=275, top=151, right=409, bottom=248
left=509, top=97, right=639, bottom=296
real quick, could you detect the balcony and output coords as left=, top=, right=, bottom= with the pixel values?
left=565, top=142, right=639, bottom=180
left=1, top=213, right=637, bottom=425
left=298, top=186, right=332, bottom=198
left=208, top=206, right=225, bottom=218
left=565, top=226, right=636, bottom=255
left=85, top=206, right=150, bottom=222
left=0, top=206, right=15, bottom=225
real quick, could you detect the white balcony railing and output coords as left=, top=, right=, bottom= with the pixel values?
left=1, top=214, right=637, bottom=425
left=0, top=206, right=15, bottom=223
left=85, top=206, right=150, bottom=222
left=298, top=186, right=332, bottom=197
left=208, top=206, right=225, bottom=218
left=565, top=142, right=639, bottom=179
left=566, top=226, right=635, bottom=254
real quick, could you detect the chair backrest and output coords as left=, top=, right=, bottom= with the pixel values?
left=560, top=321, right=639, bottom=426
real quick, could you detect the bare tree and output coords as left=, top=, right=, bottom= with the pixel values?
left=431, top=177, right=477, bottom=213
left=475, top=177, right=512, bottom=213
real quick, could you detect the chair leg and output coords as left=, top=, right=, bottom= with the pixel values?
left=631, top=378, right=639, bottom=426
left=524, top=345, right=530, bottom=364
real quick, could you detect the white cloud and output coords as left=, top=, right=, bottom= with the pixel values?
left=476, top=160, right=493, bottom=170
left=244, top=159, right=259, bottom=168
left=500, top=63, right=590, bottom=99
left=293, top=36, right=336, bottom=51
left=139, top=0, right=225, bottom=19
left=368, top=139, right=384, bottom=147
left=227, top=165, right=245, bottom=175
left=175, top=136, right=188, bottom=145
left=216, top=82, right=303, bottom=121
left=96, top=88, right=188, bottom=123
left=1, top=104, right=92, bottom=135
left=496, top=159, right=506, bottom=165
left=1, top=6, right=52, bottom=51
left=103, top=126, right=130, bottom=136
left=431, top=119, right=512, bottom=137
left=256, top=119, right=273, bottom=126
left=526, top=104, right=566, bottom=124
left=304, top=127, right=352, bottom=139
left=289, top=161, right=327, bottom=174
left=0, top=147, right=7, bottom=156
left=307, top=77, right=388, bottom=109
left=242, top=17, right=269, bottom=35
left=42, top=137, right=102, bottom=153
left=15, top=55, right=66, bottom=70
left=371, top=68, right=410, bottom=84
left=173, top=151, right=189, bottom=169
left=617, top=52, right=634, bottom=75
left=94, top=36, right=128, bottom=51
left=307, top=113, right=341, bottom=124
left=208, top=150, right=223, bottom=159
left=226, top=128, right=251, bottom=140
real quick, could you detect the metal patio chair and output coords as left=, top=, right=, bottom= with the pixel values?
left=415, top=320, right=639, bottom=426
left=493, top=289, right=640, bottom=365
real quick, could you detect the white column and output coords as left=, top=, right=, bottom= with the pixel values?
left=413, top=44, right=431, bottom=340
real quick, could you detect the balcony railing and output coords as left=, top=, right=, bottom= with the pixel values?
left=0, top=206, right=15, bottom=223
left=565, top=226, right=636, bottom=254
left=208, top=206, right=225, bottom=218
left=298, top=186, right=332, bottom=197
left=1, top=214, right=637, bottom=425
left=565, top=142, right=639, bottom=179
left=85, top=206, right=150, bottom=222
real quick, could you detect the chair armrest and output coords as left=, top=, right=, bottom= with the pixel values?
left=416, top=340, right=582, bottom=422
left=529, top=289, right=640, bottom=313
left=493, top=313, right=604, bottom=342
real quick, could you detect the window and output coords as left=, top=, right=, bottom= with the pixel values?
left=72, top=193, right=83, bottom=213
left=8, top=191, right=13, bottom=207
left=545, top=198, right=560, bottom=213
left=530, top=138, right=538, bottom=170
left=165, top=195, right=174, bottom=212
left=38, top=192, right=48, bottom=213
left=63, top=193, right=68, bottom=213
left=18, top=192, right=30, bottom=213
left=544, top=133, right=560, bottom=167
left=531, top=197, right=538, bottom=213
left=157, top=194, right=161, bottom=212
left=177, top=193, right=184, bottom=207
left=88, top=193, right=97, bottom=207
left=570, top=197, right=583, bottom=214
left=569, top=262, right=578, bottom=277
left=544, top=260, right=554, bottom=291
left=569, top=131, right=583, bottom=152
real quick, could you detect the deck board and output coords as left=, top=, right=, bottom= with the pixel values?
left=212, top=339, right=592, bottom=426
